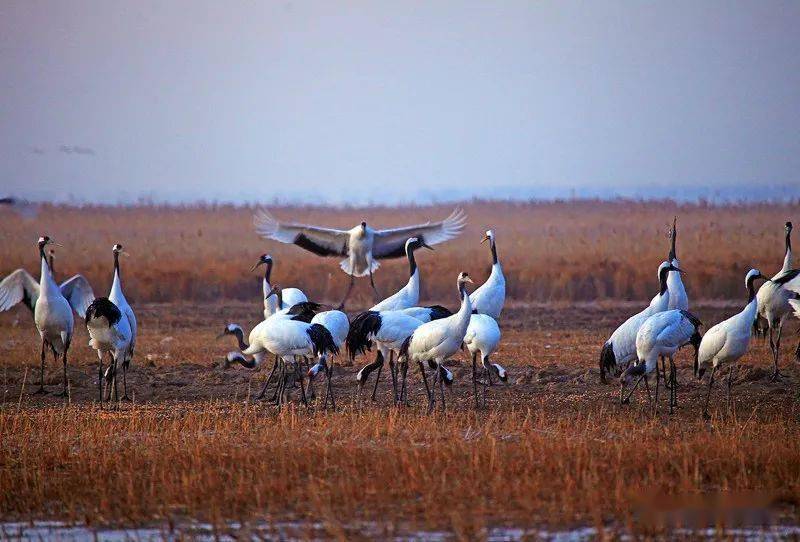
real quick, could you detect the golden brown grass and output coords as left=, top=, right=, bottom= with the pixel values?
left=1, top=200, right=798, bottom=305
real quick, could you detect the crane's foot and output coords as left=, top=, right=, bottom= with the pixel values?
left=121, top=395, right=132, bottom=402
left=31, top=386, right=48, bottom=395
left=770, top=370, right=783, bottom=382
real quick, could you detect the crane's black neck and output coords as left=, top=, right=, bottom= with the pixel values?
left=459, top=281, right=468, bottom=300
left=785, top=228, right=792, bottom=261
left=113, top=251, right=121, bottom=279
left=233, top=328, right=248, bottom=350
left=659, top=267, right=670, bottom=295
left=669, top=221, right=677, bottom=262
left=407, top=244, right=418, bottom=277
left=264, top=261, right=273, bottom=283
left=490, top=239, right=498, bottom=265
left=276, top=289, right=284, bottom=310
left=48, top=254, right=55, bottom=275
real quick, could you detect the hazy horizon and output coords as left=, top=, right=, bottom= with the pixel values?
left=2, top=1, right=799, bottom=205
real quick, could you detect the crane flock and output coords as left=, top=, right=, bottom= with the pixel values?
left=1, top=211, right=798, bottom=418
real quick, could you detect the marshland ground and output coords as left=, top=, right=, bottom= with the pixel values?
left=2, top=200, right=800, bottom=537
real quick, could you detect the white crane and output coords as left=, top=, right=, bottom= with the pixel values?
left=254, top=208, right=466, bottom=307
left=619, top=309, right=702, bottom=413
left=469, top=230, right=505, bottom=319
left=599, top=261, right=683, bottom=383
left=0, top=236, right=94, bottom=395
left=755, top=221, right=797, bottom=380
left=463, top=313, right=506, bottom=408
left=105, top=244, right=137, bottom=401
left=370, top=238, right=433, bottom=312
left=667, top=217, right=689, bottom=311
left=250, top=254, right=308, bottom=319
left=220, top=285, right=321, bottom=401
left=348, top=304, right=453, bottom=402
left=399, top=272, right=474, bottom=413
left=698, top=269, right=766, bottom=418
left=223, top=315, right=338, bottom=407
left=306, top=309, right=349, bottom=409
left=85, top=296, right=132, bottom=404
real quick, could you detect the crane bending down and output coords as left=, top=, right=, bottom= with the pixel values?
left=253, top=208, right=466, bottom=308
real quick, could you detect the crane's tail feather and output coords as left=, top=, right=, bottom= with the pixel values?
left=340, top=258, right=380, bottom=277
left=346, top=311, right=381, bottom=358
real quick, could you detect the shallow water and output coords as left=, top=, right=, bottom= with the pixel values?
left=4, top=520, right=800, bottom=541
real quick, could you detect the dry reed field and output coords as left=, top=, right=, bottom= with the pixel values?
left=2, top=201, right=800, bottom=539
left=1, top=200, right=799, bottom=306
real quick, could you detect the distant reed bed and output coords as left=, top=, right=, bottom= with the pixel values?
left=1, top=199, right=797, bottom=304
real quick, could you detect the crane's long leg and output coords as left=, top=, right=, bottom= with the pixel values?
left=371, top=361, right=383, bottom=401
left=57, top=345, right=69, bottom=398
left=726, top=364, right=734, bottom=412
left=771, top=323, right=784, bottom=381
left=338, top=273, right=356, bottom=310
left=34, top=339, right=48, bottom=394
left=398, top=361, right=409, bottom=406
left=388, top=352, right=398, bottom=403
left=703, top=366, right=717, bottom=419
left=472, top=352, right=479, bottom=409
left=643, top=374, right=652, bottom=406
left=325, top=364, right=336, bottom=411
left=257, top=355, right=279, bottom=400
left=438, top=363, right=446, bottom=412
left=369, top=267, right=380, bottom=299
left=654, top=367, right=660, bottom=415
left=121, top=362, right=131, bottom=401
left=297, top=363, right=308, bottom=407
left=620, top=375, right=644, bottom=404
left=417, top=361, right=432, bottom=410
left=97, top=351, right=104, bottom=404
left=428, top=364, right=440, bottom=414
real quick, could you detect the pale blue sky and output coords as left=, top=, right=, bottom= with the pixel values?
left=1, top=1, right=799, bottom=204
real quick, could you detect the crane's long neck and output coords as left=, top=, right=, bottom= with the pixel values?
left=669, top=223, right=677, bottom=263
left=490, top=239, right=498, bottom=265
left=233, top=328, right=248, bottom=350
left=455, top=281, right=473, bottom=328
left=111, top=251, right=124, bottom=298
left=407, top=246, right=418, bottom=277
left=658, top=268, right=669, bottom=295
left=39, top=245, right=57, bottom=294
left=782, top=228, right=792, bottom=273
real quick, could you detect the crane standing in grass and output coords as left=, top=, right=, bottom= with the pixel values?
left=0, top=236, right=94, bottom=396
left=698, top=269, right=767, bottom=418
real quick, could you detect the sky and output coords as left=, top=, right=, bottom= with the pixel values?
left=1, top=1, right=799, bottom=205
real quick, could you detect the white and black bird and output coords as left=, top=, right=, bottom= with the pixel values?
left=667, top=217, right=689, bottom=311
left=92, top=244, right=137, bottom=402
left=399, top=272, right=474, bottom=412
left=755, top=221, right=798, bottom=380
left=86, top=295, right=132, bottom=404
left=469, top=229, right=505, bottom=319
left=250, top=254, right=308, bottom=319
left=254, top=208, right=466, bottom=307
left=0, top=236, right=94, bottom=395
left=619, top=309, right=702, bottom=413
left=306, top=308, right=349, bottom=409
left=599, top=261, right=684, bottom=383
left=698, top=269, right=767, bottom=418
left=370, top=238, right=434, bottom=312
left=463, top=313, right=506, bottom=408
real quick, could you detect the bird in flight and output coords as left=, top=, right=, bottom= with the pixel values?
left=253, top=207, right=466, bottom=308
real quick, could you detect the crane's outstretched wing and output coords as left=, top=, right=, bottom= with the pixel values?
left=372, top=208, right=467, bottom=259
left=254, top=209, right=349, bottom=257
left=0, top=269, right=40, bottom=314
left=60, top=275, right=95, bottom=318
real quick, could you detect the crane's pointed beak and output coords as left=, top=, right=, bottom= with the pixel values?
left=250, top=261, right=264, bottom=272
left=481, top=235, right=490, bottom=244
left=422, top=242, right=434, bottom=251
left=215, top=332, right=227, bottom=340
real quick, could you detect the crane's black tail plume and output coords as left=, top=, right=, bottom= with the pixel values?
left=287, top=302, right=323, bottom=323
left=346, top=311, right=381, bottom=358
left=307, top=323, right=339, bottom=357
left=426, top=305, right=452, bottom=321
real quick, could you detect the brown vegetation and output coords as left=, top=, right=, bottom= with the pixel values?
left=1, top=300, right=800, bottom=535
left=1, top=200, right=798, bottom=305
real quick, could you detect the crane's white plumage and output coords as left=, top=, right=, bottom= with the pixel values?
left=399, top=272, right=474, bottom=411
left=755, top=221, right=797, bottom=380
left=0, top=236, right=95, bottom=395
left=370, top=238, right=432, bottom=312
left=86, top=295, right=132, bottom=402
left=697, top=270, right=767, bottom=417
left=464, top=312, right=506, bottom=407
left=599, top=261, right=682, bottom=382
left=666, top=217, right=689, bottom=311
left=469, top=229, right=505, bottom=319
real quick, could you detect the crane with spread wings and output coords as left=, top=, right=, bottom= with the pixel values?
left=253, top=207, right=467, bottom=308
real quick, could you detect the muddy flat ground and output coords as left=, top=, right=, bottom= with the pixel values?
left=2, top=301, right=800, bottom=539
